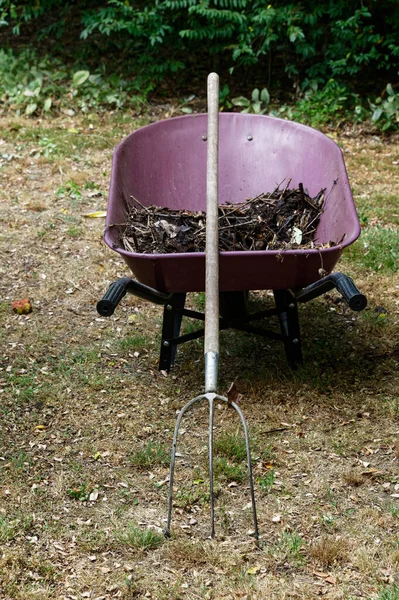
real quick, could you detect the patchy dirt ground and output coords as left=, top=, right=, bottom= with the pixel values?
left=0, top=111, right=398, bottom=600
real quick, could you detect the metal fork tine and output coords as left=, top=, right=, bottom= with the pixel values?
left=208, top=394, right=215, bottom=538
left=164, top=394, right=204, bottom=538
left=230, top=399, right=259, bottom=541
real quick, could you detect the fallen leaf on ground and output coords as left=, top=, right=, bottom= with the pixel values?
left=12, top=299, right=32, bottom=314
left=83, top=211, right=107, bottom=218
left=89, top=489, right=99, bottom=501
left=247, top=566, right=261, bottom=575
left=272, top=514, right=281, bottom=522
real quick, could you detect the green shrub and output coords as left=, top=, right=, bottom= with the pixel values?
left=272, top=79, right=362, bottom=127
left=0, top=49, right=145, bottom=115
left=371, top=84, right=399, bottom=131
left=1, top=1, right=398, bottom=95
left=0, top=49, right=67, bottom=114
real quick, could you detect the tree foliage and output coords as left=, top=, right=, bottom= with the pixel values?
left=1, top=0, right=398, bottom=94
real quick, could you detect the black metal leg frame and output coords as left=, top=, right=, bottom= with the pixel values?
left=97, top=273, right=367, bottom=371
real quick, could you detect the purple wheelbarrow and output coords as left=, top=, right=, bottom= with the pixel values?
left=97, top=113, right=367, bottom=369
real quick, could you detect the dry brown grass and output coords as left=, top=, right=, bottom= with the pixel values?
left=0, top=114, right=398, bottom=599
left=310, top=535, right=349, bottom=567
left=342, top=469, right=366, bottom=487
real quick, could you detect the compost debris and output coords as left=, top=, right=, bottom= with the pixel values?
left=121, top=182, right=329, bottom=254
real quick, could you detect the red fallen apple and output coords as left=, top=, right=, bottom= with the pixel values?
left=12, top=299, right=33, bottom=315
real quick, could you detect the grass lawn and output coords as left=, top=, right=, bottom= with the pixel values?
left=0, top=109, right=398, bottom=599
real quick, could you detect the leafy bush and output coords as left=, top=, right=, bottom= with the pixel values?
left=1, top=0, right=398, bottom=95
left=79, top=1, right=399, bottom=89
left=0, top=49, right=68, bottom=114
left=271, top=79, right=364, bottom=128
left=0, top=49, right=144, bottom=115
left=371, top=84, right=399, bottom=131
left=1, top=0, right=399, bottom=127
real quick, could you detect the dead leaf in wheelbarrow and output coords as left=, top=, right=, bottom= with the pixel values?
left=290, top=226, right=303, bottom=245
left=83, top=211, right=107, bottom=218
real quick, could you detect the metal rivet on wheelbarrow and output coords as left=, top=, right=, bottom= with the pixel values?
left=164, top=73, right=259, bottom=542
left=247, top=135, right=253, bottom=141
left=202, top=135, right=207, bottom=141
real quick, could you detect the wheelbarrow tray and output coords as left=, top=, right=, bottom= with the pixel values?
left=105, top=113, right=360, bottom=293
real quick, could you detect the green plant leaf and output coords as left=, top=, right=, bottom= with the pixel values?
left=181, top=106, right=192, bottom=113
left=25, top=103, right=37, bottom=115
left=372, top=107, right=383, bottom=122
left=251, top=88, right=260, bottom=102
left=231, top=96, right=250, bottom=107
left=386, top=83, right=394, bottom=96
left=43, top=97, right=52, bottom=112
left=73, top=70, right=90, bottom=87
left=260, top=88, right=270, bottom=105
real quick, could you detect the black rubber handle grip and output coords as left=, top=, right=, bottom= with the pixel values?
left=97, top=279, right=130, bottom=316
left=335, top=274, right=367, bottom=311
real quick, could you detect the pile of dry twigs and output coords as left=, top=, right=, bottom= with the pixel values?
left=121, top=182, right=326, bottom=254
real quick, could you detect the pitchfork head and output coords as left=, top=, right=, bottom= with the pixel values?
left=164, top=392, right=259, bottom=540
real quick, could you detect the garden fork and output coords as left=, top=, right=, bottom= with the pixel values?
left=164, top=73, right=259, bottom=540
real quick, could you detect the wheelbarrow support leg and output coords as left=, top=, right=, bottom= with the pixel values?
left=274, top=290, right=302, bottom=368
left=159, top=293, right=186, bottom=372
left=164, top=392, right=259, bottom=541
